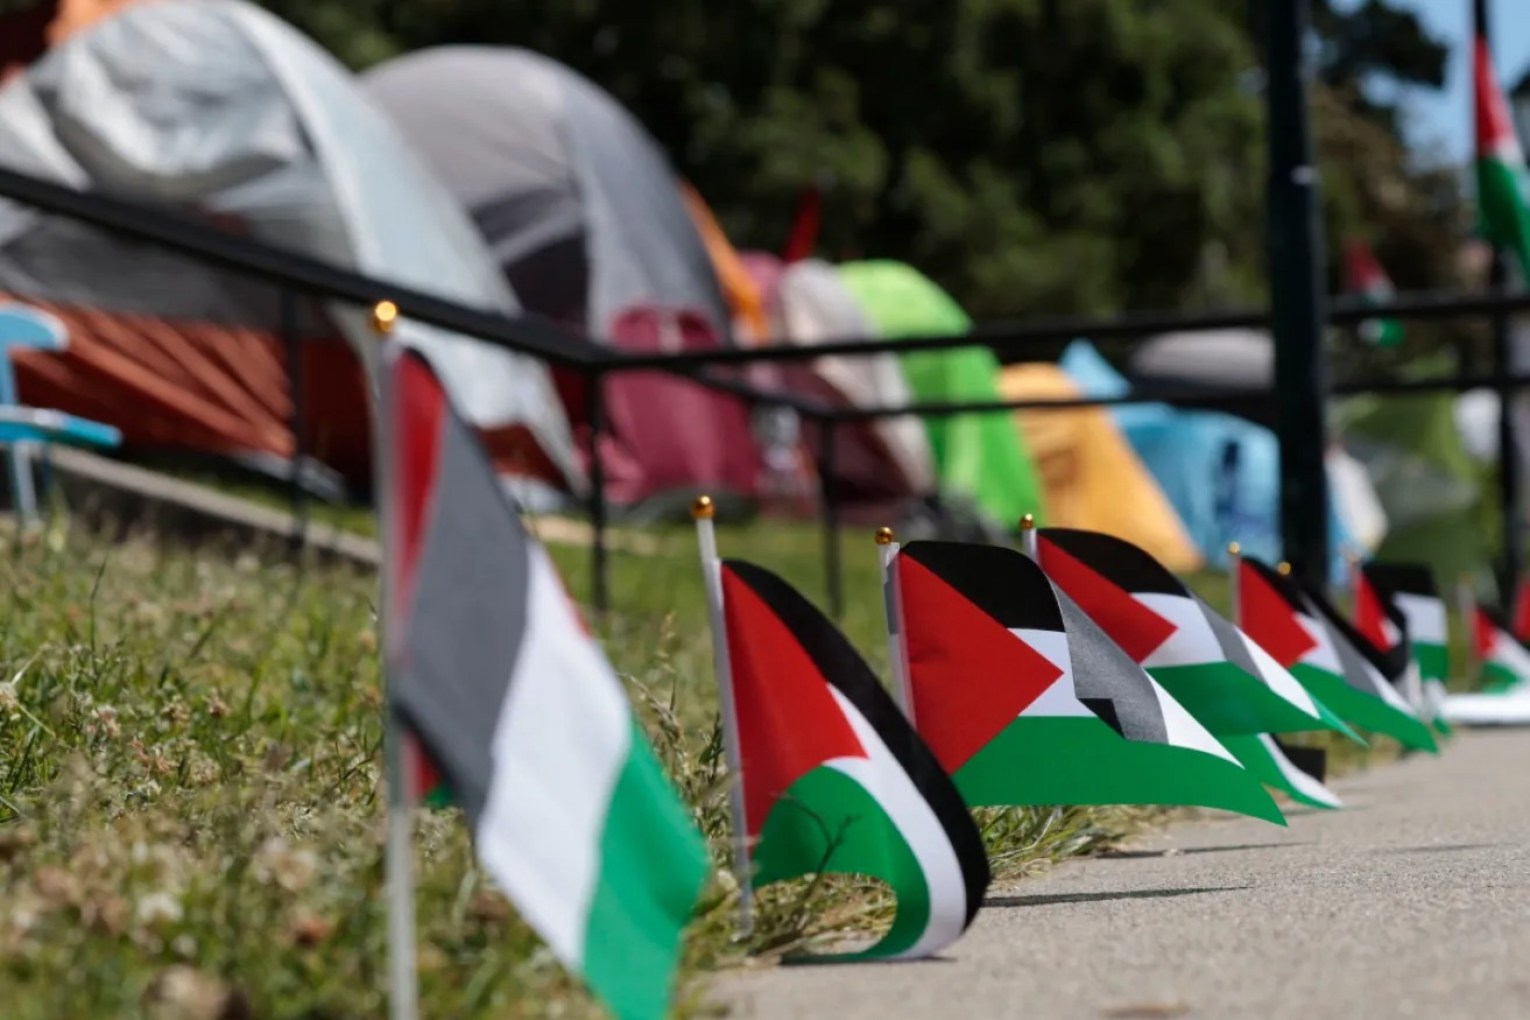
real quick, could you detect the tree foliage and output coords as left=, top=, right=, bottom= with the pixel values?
left=258, top=0, right=1464, bottom=321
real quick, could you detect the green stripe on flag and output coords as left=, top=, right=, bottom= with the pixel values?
left=1291, top=665, right=1437, bottom=753
left=1149, top=662, right=1356, bottom=740
left=953, top=716, right=1285, bottom=824
left=753, top=766, right=933, bottom=960
left=1482, top=662, right=1525, bottom=694
left=1478, top=156, right=1530, bottom=277
left=1219, top=735, right=1340, bottom=812
left=582, top=724, right=710, bottom=1020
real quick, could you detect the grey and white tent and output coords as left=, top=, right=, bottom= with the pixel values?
left=0, top=1, right=579, bottom=494
left=364, top=47, right=762, bottom=511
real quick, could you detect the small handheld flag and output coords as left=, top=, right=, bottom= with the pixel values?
left=890, top=537, right=1284, bottom=823
left=1353, top=562, right=1451, bottom=733
left=382, top=347, right=709, bottom=1020
left=1236, top=555, right=1436, bottom=753
left=695, top=506, right=989, bottom=960
left=1035, top=527, right=1352, bottom=739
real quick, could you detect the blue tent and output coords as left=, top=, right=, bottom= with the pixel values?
left=1060, top=341, right=1360, bottom=584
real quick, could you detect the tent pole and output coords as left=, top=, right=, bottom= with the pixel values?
left=818, top=414, right=843, bottom=619
left=587, top=371, right=610, bottom=619
left=282, top=287, right=307, bottom=554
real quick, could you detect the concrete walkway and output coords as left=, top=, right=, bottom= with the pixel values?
left=725, top=729, right=1530, bottom=1019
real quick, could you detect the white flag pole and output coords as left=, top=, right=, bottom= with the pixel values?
left=876, top=527, right=913, bottom=720
left=1018, top=513, right=1038, bottom=560
left=691, top=495, right=755, bottom=937
left=1228, top=542, right=1243, bottom=629
left=371, top=303, right=419, bottom=1020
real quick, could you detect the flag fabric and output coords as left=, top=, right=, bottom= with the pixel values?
left=1036, top=528, right=1352, bottom=739
left=1342, top=240, right=1404, bottom=348
left=383, top=348, right=709, bottom=1020
left=1512, top=577, right=1530, bottom=645
left=1217, top=735, right=1342, bottom=811
left=715, top=559, right=989, bottom=960
left=1237, top=557, right=1437, bottom=753
left=1472, top=603, right=1530, bottom=694
left=893, top=540, right=1283, bottom=823
left=1354, top=563, right=1451, bottom=732
left=1474, top=32, right=1530, bottom=278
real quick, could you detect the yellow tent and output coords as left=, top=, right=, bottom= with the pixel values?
left=999, top=364, right=1202, bottom=572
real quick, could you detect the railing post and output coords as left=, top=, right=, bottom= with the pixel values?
left=586, top=371, right=610, bottom=619
left=282, top=287, right=307, bottom=552
left=1266, top=0, right=1331, bottom=590
left=818, top=415, right=843, bottom=619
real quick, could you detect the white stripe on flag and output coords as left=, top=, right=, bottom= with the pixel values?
left=1489, top=632, right=1530, bottom=683
left=474, top=545, right=632, bottom=969
left=1239, top=633, right=1321, bottom=718
left=1259, top=735, right=1341, bottom=809
left=1393, top=593, right=1446, bottom=646
left=1135, top=594, right=1221, bottom=669
left=1297, top=614, right=1344, bottom=675
left=1148, top=677, right=1241, bottom=765
left=828, top=688, right=968, bottom=960
left=1011, top=629, right=1092, bottom=718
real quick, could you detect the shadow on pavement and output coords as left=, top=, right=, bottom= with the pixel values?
left=985, top=885, right=1248, bottom=908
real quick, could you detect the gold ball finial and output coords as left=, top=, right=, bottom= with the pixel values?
left=1019, top=513, right=1036, bottom=531
left=690, top=495, right=715, bottom=520
left=1227, top=541, right=1241, bottom=557
left=875, top=526, right=895, bottom=546
left=371, top=300, right=399, bottom=336
left=1277, top=561, right=1292, bottom=576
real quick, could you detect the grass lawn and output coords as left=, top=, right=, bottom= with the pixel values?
left=0, top=513, right=1169, bottom=1019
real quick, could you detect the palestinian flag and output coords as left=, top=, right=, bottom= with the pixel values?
left=1512, top=577, right=1530, bottom=644
left=1342, top=240, right=1404, bottom=348
left=383, top=349, right=709, bottom=1020
left=1354, top=562, right=1451, bottom=733
left=1036, top=528, right=1353, bottom=739
left=1473, top=603, right=1530, bottom=694
left=1474, top=26, right=1530, bottom=279
left=1218, top=735, right=1342, bottom=811
left=716, top=559, right=989, bottom=960
left=1237, top=557, right=1437, bottom=753
left=893, top=540, right=1283, bottom=824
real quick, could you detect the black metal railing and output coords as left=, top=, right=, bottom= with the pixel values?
left=0, top=163, right=1525, bottom=617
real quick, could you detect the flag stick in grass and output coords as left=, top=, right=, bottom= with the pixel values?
left=692, top=495, right=756, bottom=937
left=383, top=346, right=709, bottom=1020
left=696, top=500, right=990, bottom=960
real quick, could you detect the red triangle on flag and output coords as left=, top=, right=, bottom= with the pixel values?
left=1476, top=37, right=1520, bottom=158
left=1237, top=561, right=1318, bottom=667
left=390, top=353, right=448, bottom=628
left=1037, top=537, right=1177, bottom=663
left=1353, top=569, right=1392, bottom=652
left=898, top=556, right=1061, bottom=774
left=720, top=565, right=867, bottom=837
left=1473, top=603, right=1500, bottom=658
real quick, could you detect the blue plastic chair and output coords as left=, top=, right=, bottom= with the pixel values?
left=0, top=304, right=122, bottom=521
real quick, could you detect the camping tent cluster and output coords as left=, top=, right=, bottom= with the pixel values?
left=0, top=0, right=1491, bottom=580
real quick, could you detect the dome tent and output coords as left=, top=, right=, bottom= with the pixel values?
left=0, top=0, right=579, bottom=495
left=363, top=47, right=761, bottom=516
left=836, top=260, right=1046, bottom=530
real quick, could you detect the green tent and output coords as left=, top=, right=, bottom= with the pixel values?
left=838, top=261, right=1045, bottom=528
left=1337, top=393, right=1486, bottom=581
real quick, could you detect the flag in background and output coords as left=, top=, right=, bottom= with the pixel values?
left=1036, top=528, right=1352, bottom=739
left=1237, top=556, right=1437, bottom=753
left=1342, top=240, right=1404, bottom=348
left=383, top=348, right=709, bottom=1020
left=1354, top=563, right=1451, bottom=734
left=893, top=540, right=1284, bottom=823
left=1472, top=603, right=1530, bottom=694
left=711, top=557, right=990, bottom=960
left=1474, top=29, right=1530, bottom=279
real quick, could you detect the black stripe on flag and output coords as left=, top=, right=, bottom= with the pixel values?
left=723, top=560, right=991, bottom=925
left=1300, top=578, right=1409, bottom=683
left=1361, top=563, right=1440, bottom=602
left=390, top=353, right=532, bottom=829
left=900, top=541, right=1064, bottom=632
left=1271, top=737, right=1327, bottom=784
left=1038, top=528, right=1189, bottom=596
left=1050, top=585, right=1171, bottom=744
